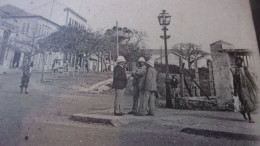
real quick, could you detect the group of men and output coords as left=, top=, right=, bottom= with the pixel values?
left=112, top=56, right=158, bottom=116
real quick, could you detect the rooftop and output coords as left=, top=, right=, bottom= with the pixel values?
left=2, top=15, right=61, bottom=28
left=0, top=4, right=31, bottom=17
left=218, top=49, right=253, bottom=55
left=64, top=7, right=87, bottom=22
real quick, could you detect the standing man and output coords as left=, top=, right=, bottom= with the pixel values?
left=139, top=59, right=157, bottom=116
left=170, top=75, right=179, bottom=99
left=128, top=57, right=146, bottom=115
left=20, top=64, right=31, bottom=94
left=232, top=57, right=257, bottom=123
left=112, top=56, right=127, bottom=116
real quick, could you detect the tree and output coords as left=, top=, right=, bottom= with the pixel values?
left=171, top=43, right=208, bottom=70
left=120, top=30, right=148, bottom=62
left=38, top=26, right=96, bottom=79
left=171, top=43, right=209, bottom=96
left=105, top=27, right=149, bottom=62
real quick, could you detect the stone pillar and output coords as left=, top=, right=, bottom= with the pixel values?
left=194, top=60, right=200, bottom=96
left=207, top=60, right=215, bottom=96
left=179, top=56, right=184, bottom=97
left=210, top=41, right=234, bottom=110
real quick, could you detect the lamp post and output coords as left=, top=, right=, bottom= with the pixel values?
left=158, top=10, right=173, bottom=108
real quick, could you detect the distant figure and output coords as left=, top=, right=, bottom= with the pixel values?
left=112, top=56, right=127, bottom=116
left=64, top=60, right=69, bottom=72
left=138, top=59, right=157, bottom=116
left=20, top=65, right=31, bottom=94
left=93, top=62, right=96, bottom=72
left=52, top=59, right=58, bottom=73
left=170, top=75, right=179, bottom=98
left=232, top=57, right=257, bottom=123
left=85, top=61, right=89, bottom=72
left=30, top=61, right=34, bottom=73
left=128, top=57, right=146, bottom=115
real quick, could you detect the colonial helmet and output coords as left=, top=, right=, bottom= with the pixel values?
left=116, top=56, right=126, bottom=63
left=145, top=59, right=154, bottom=67
left=235, top=57, right=244, bottom=63
left=138, top=57, right=145, bottom=62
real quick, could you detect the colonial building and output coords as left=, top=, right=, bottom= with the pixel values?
left=64, top=7, right=87, bottom=29
left=0, top=4, right=61, bottom=72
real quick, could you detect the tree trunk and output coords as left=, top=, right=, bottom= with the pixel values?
left=41, top=53, right=46, bottom=82
left=109, top=50, right=112, bottom=71
left=83, top=55, right=85, bottom=73
left=101, top=52, right=103, bottom=72
left=97, top=50, right=100, bottom=73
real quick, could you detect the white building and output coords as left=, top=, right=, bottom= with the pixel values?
left=64, top=7, right=87, bottom=29
left=0, top=4, right=61, bottom=72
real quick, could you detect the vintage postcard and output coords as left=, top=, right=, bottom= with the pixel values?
left=0, top=0, right=259, bottom=145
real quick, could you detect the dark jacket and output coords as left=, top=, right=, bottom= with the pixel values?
left=112, top=65, right=127, bottom=89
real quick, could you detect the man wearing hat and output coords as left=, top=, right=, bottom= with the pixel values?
left=128, top=57, right=146, bottom=115
left=112, top=56, right=127, bottom=116
left=138, top=59, right=157, bottom=116
left=232, top=56, right=257, bottom=123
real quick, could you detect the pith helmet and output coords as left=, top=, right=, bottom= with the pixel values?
left=138, top=57, right=145, bottom=62
left=116, top=56, right=126, bottom=63
left=235, top=57, right=244, bottom=63
left=145, top=59, right=154, bottom=67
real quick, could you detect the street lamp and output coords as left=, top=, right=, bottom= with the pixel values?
left=158, top=10, right=173, bottom=108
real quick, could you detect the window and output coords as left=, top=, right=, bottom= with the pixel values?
left=69, top=18, right=72, bottom=26
left=38, top=25, right=42, bottom=36
left=25, top=23, right=30, bottom=34
left=71, top=19, right=74, bottom=26
left=21, top=23, right=25, bottom=34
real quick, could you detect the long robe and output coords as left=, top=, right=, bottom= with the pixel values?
left=233, top=67, right=257, bottom=112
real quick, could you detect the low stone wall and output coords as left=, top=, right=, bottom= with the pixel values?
left=175, top=96, right=218, bottom=111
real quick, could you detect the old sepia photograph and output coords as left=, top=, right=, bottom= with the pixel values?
left=0, top=0, right=259, bottom=145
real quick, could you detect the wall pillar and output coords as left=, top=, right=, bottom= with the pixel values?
left=210, top=41, right=234, bottom=110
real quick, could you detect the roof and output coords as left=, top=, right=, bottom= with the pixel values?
left=210, top=40, right=233, bottom=46
left=0, top=4, right=31, bottom=17
left=64, top=7, right=87, bottom=22
left=218, top=49, right=253, bottom=55
left=2, top=15, right=61, bottom=28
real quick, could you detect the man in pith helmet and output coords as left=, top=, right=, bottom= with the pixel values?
left=112, top=56, right=127, bottom=116
left=128, top=57, right=146, bottom=115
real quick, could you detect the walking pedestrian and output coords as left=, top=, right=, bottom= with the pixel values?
left=20, top=64, right=31, bottom=94
left=112, top=56, right=127, bottom=116
left=232, top=57, right=257, bottom=123
left=138, top=59, right=157, bottom=116
left=128, top=57, right=146, bottom=115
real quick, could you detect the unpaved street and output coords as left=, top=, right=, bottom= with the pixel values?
left=0, top=71, right=259, bottom=146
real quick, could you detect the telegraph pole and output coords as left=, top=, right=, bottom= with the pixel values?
left=116, top=21, right=119, bottom=57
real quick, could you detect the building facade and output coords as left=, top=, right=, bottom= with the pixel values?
left=0, top=4, right=62, bottom=72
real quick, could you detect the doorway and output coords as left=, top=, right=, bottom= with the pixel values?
left=13, top=51, right=21, bottom=68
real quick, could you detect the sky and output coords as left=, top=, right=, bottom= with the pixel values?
left=0, top=0, right=258, bottom=53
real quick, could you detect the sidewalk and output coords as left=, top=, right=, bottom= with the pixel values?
left=71, top=94, right=260, bottom=140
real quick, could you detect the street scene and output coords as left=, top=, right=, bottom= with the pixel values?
left=0, top=0, right=260, bottom=146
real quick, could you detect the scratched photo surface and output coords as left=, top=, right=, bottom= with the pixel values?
left=0, top=0, right=259, bottom=146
